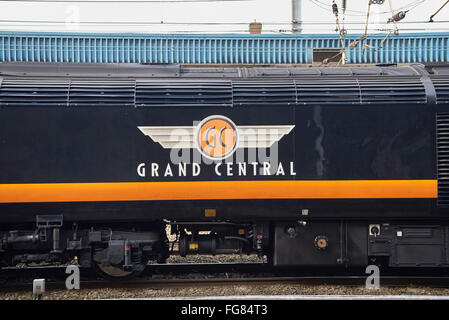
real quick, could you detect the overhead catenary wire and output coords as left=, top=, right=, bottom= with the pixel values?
left=0, top=26, right=447, bottom=33
left=0, top=21, right=446, bottom=34
left=361, top=0, right=373, bottom=55
left=430, top=0, right=449, bottom=22
left=309, top=0, right=425, bottom=17
left=331, top=1, right=347, bottom=65
left=306, top=0, right=432, bottom=37
left=0, top=0, right=433, bottom=27
left=0, top=0, right=426, bottom=11
left=387, top=0, right=399, bottom=32
left=319, top=0, right=423, bottom=61
left=0, top=19, right=448, bottom=26
left=0, top=0, right=445, bottom=35
left=340, top=0, right=350, bottom=36
left=380, top=0, right=399, bottom=47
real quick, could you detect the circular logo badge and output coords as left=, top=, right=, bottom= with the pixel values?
left=195, top=115, right=238, bottom=160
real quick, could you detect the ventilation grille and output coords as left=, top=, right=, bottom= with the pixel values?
left=432, top=77, right=449, bottom=104
left=69, top=81, right=135, bottom=107
left=135, top=81, right=232, bottom=107
left=359, top=78, right=427, bottom=104
left=233, top=81, right=296, bottom=105
left=0, top=79, right=69, bottom=106
left=296, top=79, right=360, bottom=104
left=437, top=113, right=449, bottom=207
left=0, top=77, right=430, bottom=107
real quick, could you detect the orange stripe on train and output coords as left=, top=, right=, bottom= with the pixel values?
left=0, top=180, right=438, bottom=203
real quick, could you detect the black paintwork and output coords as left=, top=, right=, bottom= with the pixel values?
left=0, top=63, right=447, bottom=224
left=0, top=103, right=442, bottom=223
left=0, top=105, right=435, bottom=183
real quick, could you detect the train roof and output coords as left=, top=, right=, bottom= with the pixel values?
left=0, top=63, right=449, bottom=106
left=0, top=62, right=445, bottom=78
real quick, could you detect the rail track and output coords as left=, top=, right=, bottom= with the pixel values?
left=3, top=262, right=449, bottom=291
left=4, top=275, right=449, bottom=292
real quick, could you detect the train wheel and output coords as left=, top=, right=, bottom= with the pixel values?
left=92, top=263, right=144, bottom=281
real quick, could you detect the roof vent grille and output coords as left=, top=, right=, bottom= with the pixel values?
left=296, top=78, right=360, bottom=104
left=0, top=79, right=69, bottom=106
left=432, top=77, right=449, bottom=104
left=135, top=81, right=232, bottom=107
left=232, top=81, right=296, bottom=105
left=359, top=78, right=427, bottom=104
left=68, top=81, right=135, bottom=107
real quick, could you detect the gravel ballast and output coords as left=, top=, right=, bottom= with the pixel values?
left=2, top=283, right=449, bottom=300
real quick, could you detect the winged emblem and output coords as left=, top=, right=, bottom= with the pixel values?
left=138, top=115, right=294, bottom=160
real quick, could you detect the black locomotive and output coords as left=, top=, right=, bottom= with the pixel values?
left=0, top=62, right=448, bottom=278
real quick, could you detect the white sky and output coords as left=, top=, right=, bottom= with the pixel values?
left=0, top=0, right=448, bottom=34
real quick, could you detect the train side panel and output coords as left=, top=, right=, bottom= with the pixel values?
left=0, top=104, right=437, bottom=223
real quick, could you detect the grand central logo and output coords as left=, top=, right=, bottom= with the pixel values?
left=138, top=115, right=294, bottom=160
left=195, top=115, right=238, bottom=160
left=136, top=115, right=296, bottom=178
